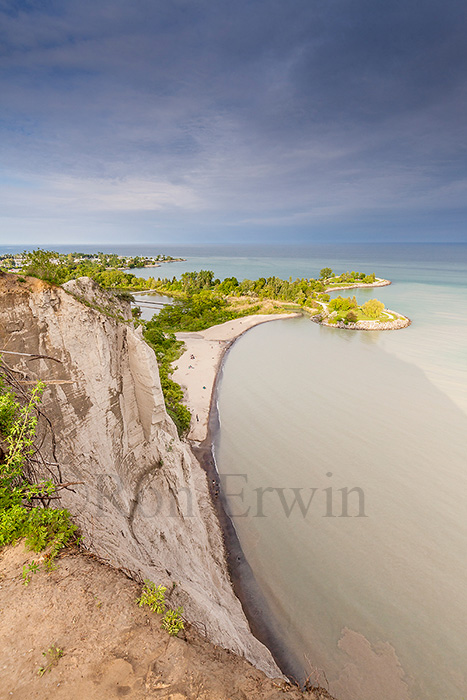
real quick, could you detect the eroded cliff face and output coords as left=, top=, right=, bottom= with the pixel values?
left=0, top=273, right=280, bottom=677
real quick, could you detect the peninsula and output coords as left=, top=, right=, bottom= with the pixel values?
left=8, top=252, right=410, bottom=439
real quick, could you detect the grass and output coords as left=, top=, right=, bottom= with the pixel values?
left=330, top=309, right=401, bottom=324
left=38, top=645, right=64, bottom=676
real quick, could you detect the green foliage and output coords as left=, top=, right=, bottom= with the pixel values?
left=143, top=325, right=191, bottom=437
left=22, top=250, right=69, bottom=285
left=326, top=270, right=376, bottom=286
left=137, top=580, right=167, bottom=613
left=153, top=269, right=326, bottom=304
left=0, top=371, right=77, bottom=557
left=22, top=559, right=39, bottom=586
left=162, top=607, right=185, bottom=636
left=142, top=291, right=264, bottom=435
left=0, top=389, right=19, bottom=436
left=137, top=580, right=184, bottom=637
left=181, top=270, right=214, bottom=291
left=19, top=250, right=378, bottom=312
left=154, top=292, right=258, bottom=333
left=18, top=249, right=180, bottom=291
left=362, top=298, right=385, bottom=318
left=345, top=309, right=358, bottom=323
left=320, top=267, right=333, bottom=279
left=328, top=295, right=358, bottom=312
left=38, top=645, right=64, bottom=676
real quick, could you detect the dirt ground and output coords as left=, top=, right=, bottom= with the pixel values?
left=0, top=543, right=332, bottom=700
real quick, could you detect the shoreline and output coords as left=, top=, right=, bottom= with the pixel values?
left=172, top=313, right=300, bottom=442
left=311, top=313, right=411, bottom=331
left=186, top=315, right=307, bottom=685
left=190, top=384, right=306, bottom=685
left=324, top=277, right=391, bottom=292
left=171, top=312, right=306, bottom=682
left=173, top=283, right=406, bottom=686
left=319, top=279, right=410, bottom=330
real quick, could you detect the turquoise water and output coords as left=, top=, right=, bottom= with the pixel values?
left=132, top=245, right=467, bottom=414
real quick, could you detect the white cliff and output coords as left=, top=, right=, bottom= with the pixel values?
left=0, top=273, right=281, bottom=677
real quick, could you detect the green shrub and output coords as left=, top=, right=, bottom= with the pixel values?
left=162, top=607, right=185, bottom=636
left=137, top=580, right=167, bottom=613
left=137, top=580, right=185, bottom=637
left=0, top=371, right=77, bottom=558
left=143, top=326, right=191, bottom=437
left=345, top=310, right=358, bottom=323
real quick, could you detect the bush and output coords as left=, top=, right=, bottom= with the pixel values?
left=0, top=373, right=77, bottom=557
left=137, top=580, right=185, bottom=637
left=22, top=250, right=69, bottom=286
left=162, top=607, right=185, bottom=636
left=362, top=298, right=384, bottom=318
left=328, top=295, right=357, bottom=312
left=137, top=580, right=167, bottom=613
left=345, top=310, right=358, bottom=323
left=143, top=326, right=191, bottom=437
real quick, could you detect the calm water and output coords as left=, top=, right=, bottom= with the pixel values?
left=4, top=243, right=467, bottom=698
left=131, top=292, right=173, bottom=321
left=206, top=248, right=466, bottom=700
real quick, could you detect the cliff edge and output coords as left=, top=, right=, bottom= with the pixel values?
left=0, top=273, right=280, bottom=677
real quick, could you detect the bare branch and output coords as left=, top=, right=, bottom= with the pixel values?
left=0, top=350, right=62, bottom=363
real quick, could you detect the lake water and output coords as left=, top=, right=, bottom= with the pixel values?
left=208, top=247, right=467, bottom=700
left=4, top=243, right=466, bottom=699
left=130, top=292, right=173, bottom=321
left=134, top=245, right=467, bottom=698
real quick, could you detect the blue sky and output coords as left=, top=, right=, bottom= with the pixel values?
left=1, top=0, right=466, bottom=245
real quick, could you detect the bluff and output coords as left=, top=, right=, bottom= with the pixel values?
left=0, top=273, right=280, bottom=677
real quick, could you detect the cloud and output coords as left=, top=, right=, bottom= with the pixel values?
left=0, top=0, right=466, bottom=243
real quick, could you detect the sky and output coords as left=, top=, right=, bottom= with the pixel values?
left=1, top=0, right=467, bottom=246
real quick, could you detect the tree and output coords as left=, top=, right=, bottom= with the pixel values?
left=320, top=267, right=333, bottom=280
left=22, top=250, right=69, bottom=285
left=328, top=296, right=357, bottom=312
left=362, top=298, right=384, bottom=318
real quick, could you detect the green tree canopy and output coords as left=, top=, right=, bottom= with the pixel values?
left=362, top=298, right=384, bottom=318
left=22, top=250, right=69, bottom=285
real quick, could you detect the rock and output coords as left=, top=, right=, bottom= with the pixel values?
left=0, top=274, right=281, bottom=678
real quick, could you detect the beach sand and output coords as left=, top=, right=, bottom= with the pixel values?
left=172, top=313, right=300, bottom=441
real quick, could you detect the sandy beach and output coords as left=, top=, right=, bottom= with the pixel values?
left=172, top=313, right=300, bottom=441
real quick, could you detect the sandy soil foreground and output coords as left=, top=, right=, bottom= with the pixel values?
left=0, top=544, right=332, bottom=700
left=172, top=313, right=300, bottom=441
